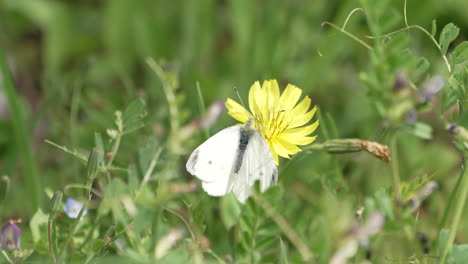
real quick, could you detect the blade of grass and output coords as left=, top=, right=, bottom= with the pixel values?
left=440, top=156, right=468, bottom=264
left=0, top=43, right=42, bottom=210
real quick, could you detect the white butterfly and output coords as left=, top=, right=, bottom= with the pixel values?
left=186, top=119, right=278, bottom=203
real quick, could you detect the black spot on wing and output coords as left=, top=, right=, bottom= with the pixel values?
left=208, top=160, right=212, bottom=165
left=271, top=168, right=278, bottom=184
left=189, top=149, right=199, bottom=171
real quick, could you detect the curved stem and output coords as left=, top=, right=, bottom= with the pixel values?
left=321, top=22, right=372, bottom=50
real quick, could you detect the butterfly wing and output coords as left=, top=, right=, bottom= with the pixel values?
left=186, top=126, right=241, bottom=196
left=230, top=129, right=278, bottom=203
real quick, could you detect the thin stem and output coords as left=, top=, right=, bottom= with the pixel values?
left=440, top=157, right=468, bottom=263
left=438, top=168, right=463, bottom=229
left=57, top=202, right=88, bottom=263
left=390, top=135, right=401, bottom=199
left=366, top=24, right=451, bottom=73
left=1, top=251, right=13, bottom=264
left=253, top=194, right=314, bottom=262
left=146, top=58, right=180, bottom=133
left=342, top=8, right=366, bottom=31
left=196, top=81, right=210, bottom=139
left=0, top=43, right=42, bottom=209
left=136, top=147, right=162, bottom=198
left=321, top=21, right=372, bottom=50
left=45, top=140, right=87, bottom=163
left=106, top=134, right=121, bottom=167
left=48, top=218, right=57, bottom=264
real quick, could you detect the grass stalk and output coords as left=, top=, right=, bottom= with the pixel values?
left=0, top=43, right=42, bottom=210
left=440, top=157, right=468, bottom=263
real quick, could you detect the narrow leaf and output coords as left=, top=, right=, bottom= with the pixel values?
left=431, top=19, right=437, bottom=37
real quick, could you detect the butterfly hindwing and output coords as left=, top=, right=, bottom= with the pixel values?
left=230, top=129, right=277, bottom=203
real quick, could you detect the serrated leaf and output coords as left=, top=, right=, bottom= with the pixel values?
left=439, top=23, right=460, bottom=55
left=431, top=20, right=437, bottom=37
left=220, top=193, right=242, bottom=230
left=122, top=98, right=147, bottom=135
left=452, top=41, right=468, bottom=64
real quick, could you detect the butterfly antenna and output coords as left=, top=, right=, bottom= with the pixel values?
left=235, top=86, right=246, bottom=109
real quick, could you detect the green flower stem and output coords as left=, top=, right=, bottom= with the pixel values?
left=57, top=201, right=88, bottom=263
left=48, top=219, right=57, bottom=264
left=106, top=133, right=121, bottom=168
left=440, top=157, right=468, bottom=264
left=0, top=43, right=42, bottom=210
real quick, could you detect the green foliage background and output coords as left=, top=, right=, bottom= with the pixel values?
left=0, top=0, right=468, bottom=263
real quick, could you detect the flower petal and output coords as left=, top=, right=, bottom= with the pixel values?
left=279, top=134, right=318, bottom=146
left=279, top=84, right=302, bottom=110
left=288, top=106, right=317, bottom=128
left=264, top=80, right=280, bottom=113
left=283, top=120, right=319, bottom=137
left=271, top=138, right=291, bottom=159
left=249, top=81, right=263, bottom=117
left=276, top=137, right=302, bottom=155
left=226, top=98, right=252, bottom=123
left=288, top=96, right=311, bottom=117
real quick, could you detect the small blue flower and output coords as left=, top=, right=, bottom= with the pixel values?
left=0, top=221, right=21, bottom=250
left=64, top=198, right=88, bottom=219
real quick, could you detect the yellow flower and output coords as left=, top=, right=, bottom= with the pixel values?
left=226, top=80, right=319, bottom=164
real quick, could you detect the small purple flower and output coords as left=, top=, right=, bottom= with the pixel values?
left=394, top=72, right=407, bottom=90
left=64, top=198, right=88, bottom=219
left=0, top=221, right=21, bottom=250
left=447, top=123, right=458, bottom=134
left=419, top=76, right=444, bottom=103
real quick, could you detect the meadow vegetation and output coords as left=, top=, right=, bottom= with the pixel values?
left=0, top=0, right=468, bottom=263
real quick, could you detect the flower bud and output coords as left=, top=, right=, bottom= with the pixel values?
left=87, top=148, right=101, bottom=182
left=0, top=221, right=21, bottom=250
left=49, top=191, right=63, bottom=218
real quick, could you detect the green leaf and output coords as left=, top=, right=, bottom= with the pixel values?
left=220, top=193, right=242, bottom=230
left=414, top=57, right=430, bottom=78
left=406, top=122, right=433, bottom=140
left=29, top=208, right=49, bottom=254
left=375, top=189, right=394, bottom=221
left=431, top=20, right=437, bottom=37
left=138, top=136, right=158, bottom=175
left=279, top=238, right=289, bottom=264
left=438, top=229, right=449, bottom=256
left=452, top=41, right=468, bottom=64
left=122, top=98, right=147, bottom=135
left=452, top=244, right=468, bottom=264
left=439, top=23, right=460, bottom=55
left=94, top=132, right=105, bottom=162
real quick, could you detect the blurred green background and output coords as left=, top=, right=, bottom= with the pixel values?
left=1, top=0, right=468, bottom=263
